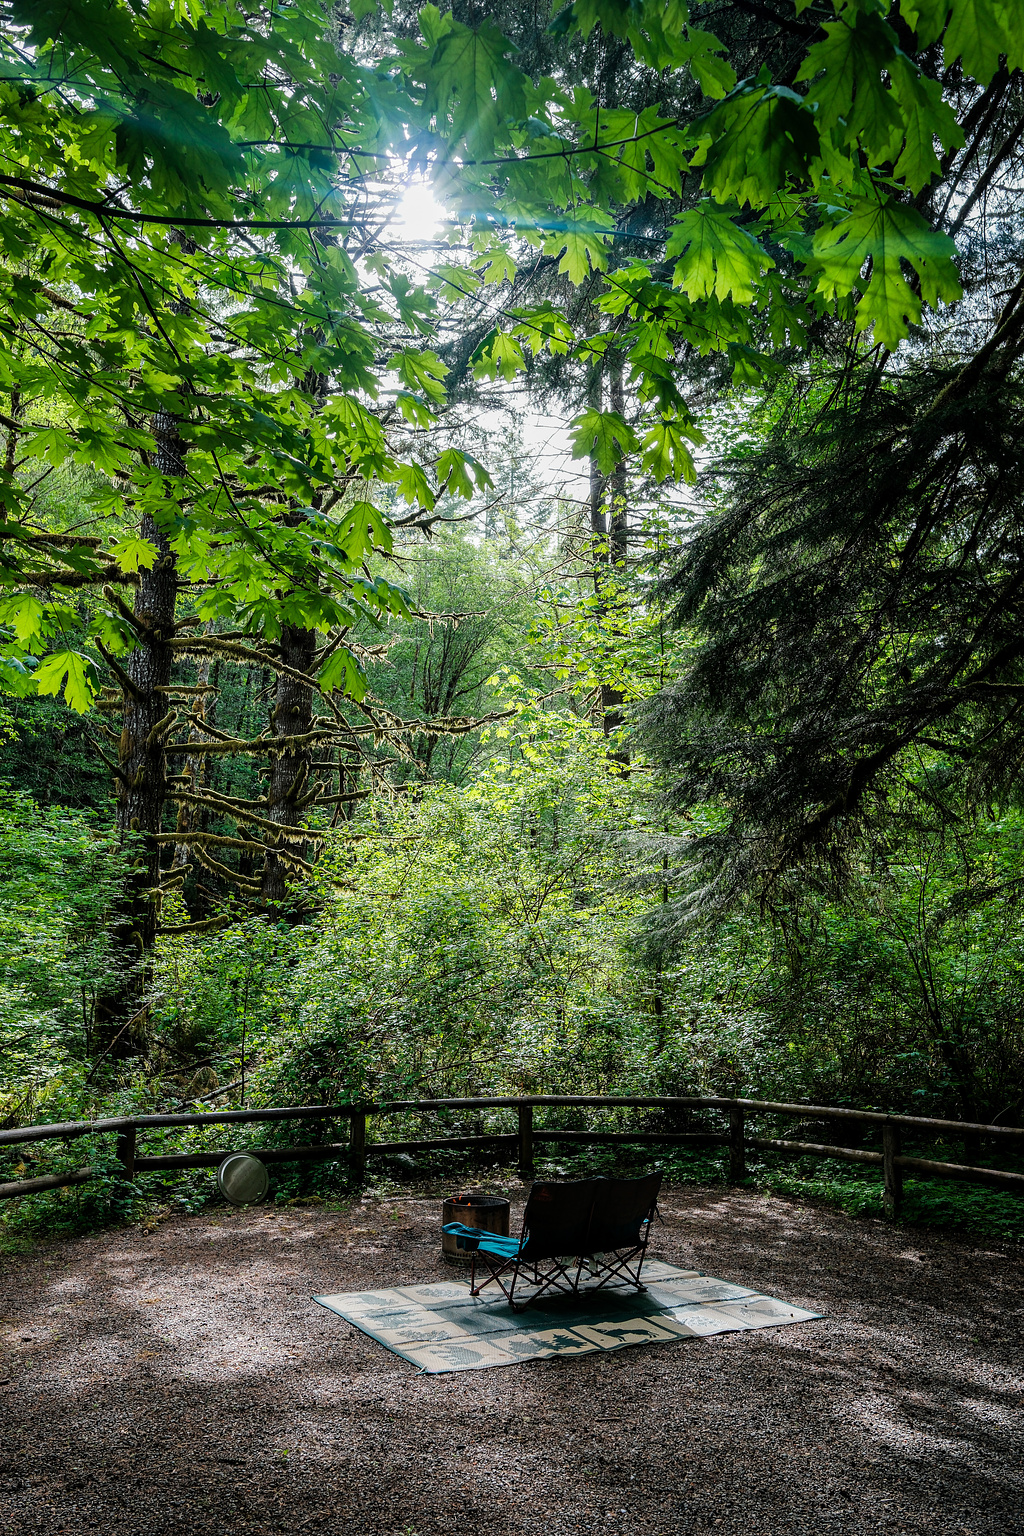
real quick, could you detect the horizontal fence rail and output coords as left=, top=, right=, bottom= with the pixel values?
left=2, top=1095, right=1022, bottom=1218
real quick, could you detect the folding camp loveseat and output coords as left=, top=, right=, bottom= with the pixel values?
left=442, top=1173, right=662, bottom=1312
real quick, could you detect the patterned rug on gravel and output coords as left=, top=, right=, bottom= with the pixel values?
left=314, top=1260, right=821, bottom=1373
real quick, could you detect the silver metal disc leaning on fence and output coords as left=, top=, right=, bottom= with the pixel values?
left=217, top=1153, right=270, bottom=1206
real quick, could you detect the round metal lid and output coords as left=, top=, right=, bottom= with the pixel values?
left=217, top=1152, right=270, bottom=1206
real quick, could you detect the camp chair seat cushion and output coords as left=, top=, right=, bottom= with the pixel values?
left=443, top=1173, right=662, bottom=1311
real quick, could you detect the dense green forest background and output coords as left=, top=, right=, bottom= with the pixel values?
left=3, top=0, right=1024, bottom=1242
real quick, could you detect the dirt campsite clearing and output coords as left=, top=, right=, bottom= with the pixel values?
left=1, top=1186, right=1021, bottom=1536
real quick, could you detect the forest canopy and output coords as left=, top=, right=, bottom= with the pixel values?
left=3, top=0, right=1024, bottom=1234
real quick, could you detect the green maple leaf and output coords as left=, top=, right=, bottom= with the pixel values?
left=510, top=305, right=575, bottom=356
left=570, top=408, right=640, bottom=473
left=797, top=9, right=903, bottom=159
left=682, top=27, right=737, bottom=100
left=110, top=536, right=158, bottom=574
left=641, top=418, right=703, bottom=484
left=394, top=391, right=436, bottom=428
left=318, top=646, right=367, bottom=701
left=0, top=593, right=44, bottom=645
left=396, top=349, right=449, bottom=402
left=614, top=105, right=687, bottom=201
left=947, top=0, right=1024, bottom=81
left=424, top=21, right=526, bottom=156
left=472, top=329, right=525, bottom=381
left=903, top=0, right=1024, bottom=81
left=355, top=576, right=412, bottom=621
left=436, top=447, right=480, bottom=498
left=390, top=460, right=435, bottom=508
left=698, top=86, right=819, bottom=208
left=890, top=56, right=964, bottom=191
left=472, top=244, right=518, bottom=284
left=335, top=499, right=393, bottom=563
left=543, top=221, right=609, bottom=283
left=667, top=205, right=774, bottom=305
left=899, top=0, right=952, bottom=44
left=23, top=426, right=75, bottom=466
left=810, top=196, right=962, bottom=348
left=34, top=650, right=98, bottom=714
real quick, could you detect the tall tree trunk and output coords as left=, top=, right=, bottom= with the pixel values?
left=260, top=356, right=327, bottom=909
left=588, top=362, right=606, bottom=565
left=607, top=357, right=628, bottom=566
left=260, top=619, right=317, bottom=910
left=94, top=410, right=181, bottom=1049
left=171, top=638, right=219, bottom=874
left=601, top=357, right=629, bottom=763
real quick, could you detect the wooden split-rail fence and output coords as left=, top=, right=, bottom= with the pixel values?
left=1, top=1095, right=1023, bottom=1219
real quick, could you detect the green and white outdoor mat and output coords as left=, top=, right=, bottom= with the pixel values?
left=314, top=1261, right=821, bottom=1374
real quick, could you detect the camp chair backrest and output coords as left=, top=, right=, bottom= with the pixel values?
left=520, top=1178, right=601, bottom=1261
left=587, top=1172, right=663, bottom=1252
left=520, top=1173, right=661, bottom=1261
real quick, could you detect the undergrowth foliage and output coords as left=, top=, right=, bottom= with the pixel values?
left=3, top=0, right=1024, bottom=1248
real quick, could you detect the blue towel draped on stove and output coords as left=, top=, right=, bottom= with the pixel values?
left=442, top=1221, right=522, bottom=1257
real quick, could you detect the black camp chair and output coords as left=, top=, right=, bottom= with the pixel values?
left=442, top=1173, right=662, bottom=1311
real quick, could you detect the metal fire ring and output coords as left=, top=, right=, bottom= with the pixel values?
left=217, top=1152, right=270, bottom=1206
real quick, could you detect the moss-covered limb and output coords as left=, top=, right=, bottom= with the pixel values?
left=169, top=788, right=326, bottom=839
left=93, top=639, right=145, bottom=703
left=86, top=735, right=131, bottom=786
left=102, top=584, right=152, bottom=637
left=415, top=707, right=517, bottom=738
left=189, top=843, right=262, bottom=893
left=260, top=841, right=316, bottom=878
left=308, top=788, right=370, bottom=806
left=281, top=760, right=308, bottom=805
left=175, top=710, right=246, bottom=746
left=150, top=867, right=190, bottom=893
left=23, top=529, right=104, bottom=548
left=159, top=914, right=234, bottom=936
left=172, top=829, right=314, bottom=880
left=406, top=605, right=489, bottom=626
left=170, top=783, right=269, bottom=814
left=15, top=565, right=133, bottom=588
left=151, top=830, right=266, bottom=855
left=145, top=710, right=178, bottom=749
left=163, top=725, right=334, bottom=757
left=166, top=634, right=316, bottom=692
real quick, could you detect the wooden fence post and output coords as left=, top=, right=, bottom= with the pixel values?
left=728, top=1107, right=746, bottom=1183
left=350, top=1111, right=366, bottom=1184
left=963, top=1129, right=981, bottom=1166
left=115, top=1126, right=136, bottom=1179
left=883, top=1124, right=902, bottom=1219
left=518, top=1104, right=534, bottom=1179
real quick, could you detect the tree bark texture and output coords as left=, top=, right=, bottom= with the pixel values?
left=260, top=620, right=317, bottom=909
left=608, top=358, right=628, bottom=567
left=259, top=356, right=328, bottom=909
left=170, top=642, right=219, bottom=872
left=601, top=359, right=629, bottom=763
left=95, top=411, right=181, bottom=1048
left=588, top=363, right=606, bottom=558
left=117, top=413, right=181, bottom=945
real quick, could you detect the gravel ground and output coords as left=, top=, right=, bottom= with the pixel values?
left=0, top=1183, right=1021, bottom=1536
